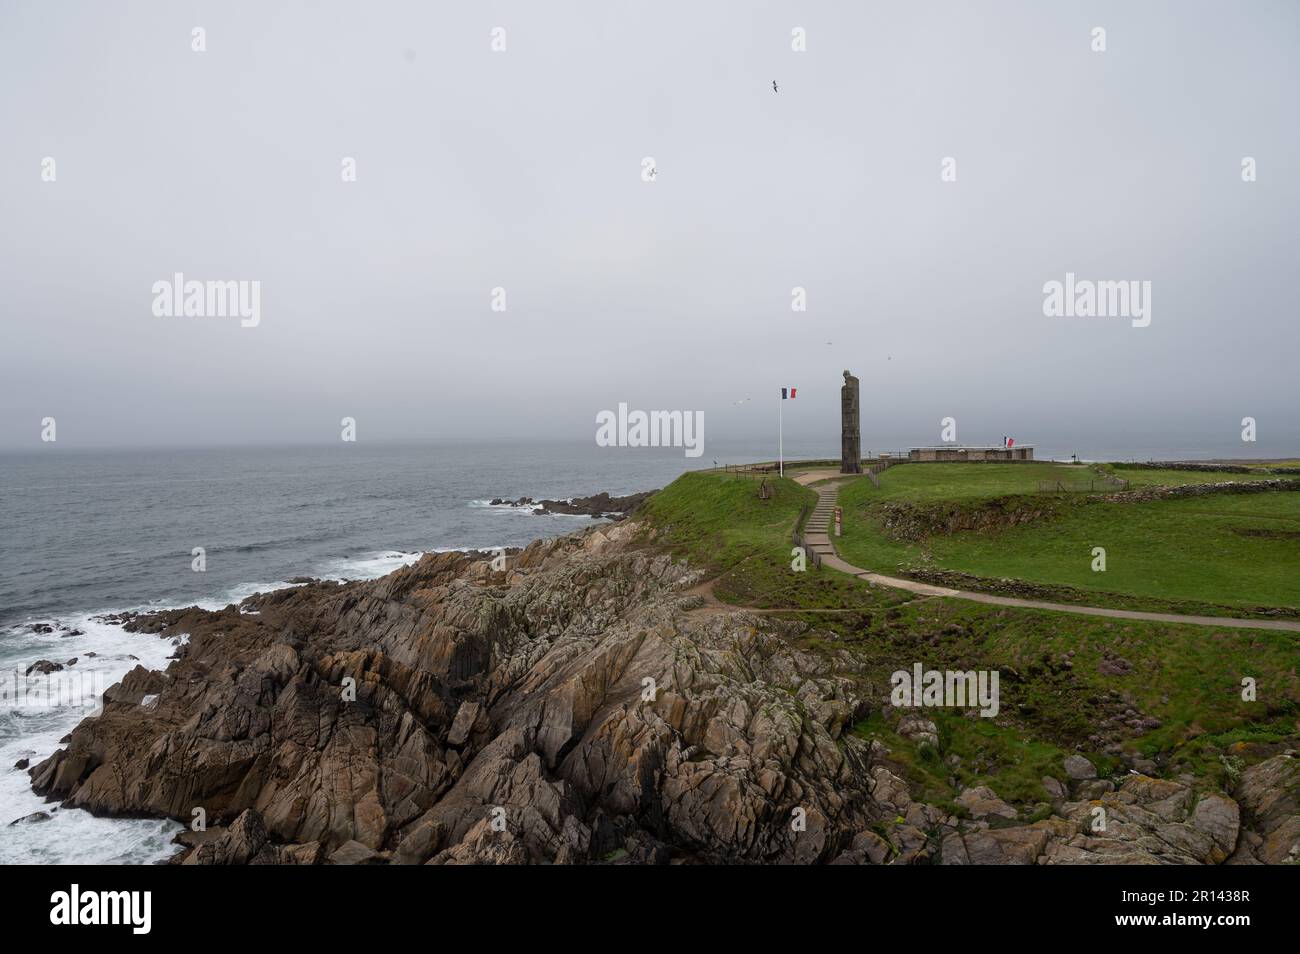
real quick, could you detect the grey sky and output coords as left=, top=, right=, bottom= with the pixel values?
left=1, top=1, right=1297, bottom=455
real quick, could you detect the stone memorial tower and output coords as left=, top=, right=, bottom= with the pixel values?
left=840, top=369, right=862, bottom=474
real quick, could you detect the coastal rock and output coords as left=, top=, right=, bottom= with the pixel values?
left=955, top=785, right=1017, bottom=820
left=895, top=714, right=939, bottom=747
left=446, top=701, right=486, bottom=748
left=942, top=821, right=1066, bottom=865
left=1064, top=754, right=1097, bottom=780
left=8, top=811, right=52, bottom=826
left=24, top=660, right=63, bottom=676
left=329, top=840, right=384, bottom=865
left=1231, top=752, right=1300, bottom=864
left=30, top=526, right=884, bottom=864
left=489, top=490, right=655, bottom=520
left=183, top=809, right=323, bottom=865
left=940, top=772, right=1249, bottom=865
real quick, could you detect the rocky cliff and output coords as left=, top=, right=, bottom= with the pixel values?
left=28, top=520, right=1300, bottom=864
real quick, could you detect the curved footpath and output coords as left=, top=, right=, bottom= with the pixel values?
left=792, top=472, right=1300, bottom=633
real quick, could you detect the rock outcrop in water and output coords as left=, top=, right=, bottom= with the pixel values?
left=28, top=520, right=1300, bottom=864
left=488, top=490, right=654, bottom=519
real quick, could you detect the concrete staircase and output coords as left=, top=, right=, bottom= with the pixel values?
left=800, top=481, right=842, bottom=562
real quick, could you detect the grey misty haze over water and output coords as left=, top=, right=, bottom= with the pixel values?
left=1, top=0, right=1298, bottom=457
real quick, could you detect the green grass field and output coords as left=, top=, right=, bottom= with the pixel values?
left=837, top=464, right=1300, bottom=615
left=641, top=471, right=908, bottom=610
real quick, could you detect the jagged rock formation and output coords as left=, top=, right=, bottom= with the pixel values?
left=30, top=522, right=881, bottom=863
left=27, top=520, right=1300, bottom=864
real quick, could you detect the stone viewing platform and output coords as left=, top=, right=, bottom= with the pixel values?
left=908, top=445, right=1034, bottom=462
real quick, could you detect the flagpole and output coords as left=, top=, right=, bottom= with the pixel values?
left=779, top=393, right=784, bottom=477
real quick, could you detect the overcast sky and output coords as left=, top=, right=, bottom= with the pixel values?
left=1, top=1, right=1296, bottom=455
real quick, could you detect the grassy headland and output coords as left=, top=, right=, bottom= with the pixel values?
left=638, top=464, right=1300, bottom=812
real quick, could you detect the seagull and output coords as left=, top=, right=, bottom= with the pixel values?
left=648, top=167, right=657, bottom=179
left=772, top=80, right=779, bottom=93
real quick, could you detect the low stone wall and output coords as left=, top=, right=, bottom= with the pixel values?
left=877, top=497, right=1067, bottom=541
left=1111, top=462, right=1300, bottom=475
left=1112, top=461, right=1254, bottom=473
left=1097, top=478, right=1300, bottom=503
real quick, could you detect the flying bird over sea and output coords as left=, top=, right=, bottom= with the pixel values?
left=772, top=80, right=779, bottom=93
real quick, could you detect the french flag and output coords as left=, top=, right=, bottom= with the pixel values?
left=781, top=387, right=797, bottom=399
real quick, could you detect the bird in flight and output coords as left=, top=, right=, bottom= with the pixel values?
left=772, top=80, right=779, bottom=93
left=732, top=397, right=752, bottom=406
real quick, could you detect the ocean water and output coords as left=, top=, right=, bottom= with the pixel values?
left=0, top=438, right=811, bottom=864
left=0, top=436, right=1280, bottom=864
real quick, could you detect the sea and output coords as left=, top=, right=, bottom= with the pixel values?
left=0, top=436, right=1285, bottom=863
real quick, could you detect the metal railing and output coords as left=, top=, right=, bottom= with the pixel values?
left=863, top=456, right=898, bottom=489
left=1037, top=476, right=1129, bottom=493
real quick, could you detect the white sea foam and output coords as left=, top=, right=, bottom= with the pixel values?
left=469, top=498, right=540, bottom=511
left=468, top=499, right=601, bottom=522
left=194, top=579, right=303, bottom=610
left=319, top=550, right=425, bottom=581
left=0, top=612, right=183, bottom=864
